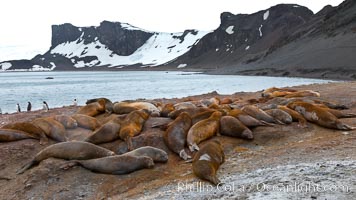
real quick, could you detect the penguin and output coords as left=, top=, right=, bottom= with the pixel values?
left=43, top=101, right=49, bottom=112
left=16, top=103, right=21, bottom=113
left=27, top=102, right=32, bottom=112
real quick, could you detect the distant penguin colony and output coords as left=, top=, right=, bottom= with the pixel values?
left=0, top=87, right=355, bottom=185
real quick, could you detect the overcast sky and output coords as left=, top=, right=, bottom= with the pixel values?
left=0, top=0, right=344, bottom=61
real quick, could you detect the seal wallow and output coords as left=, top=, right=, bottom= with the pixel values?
left=2, top=122, right=48, bottom=144
left=265, top=109, right=293, bottom=124
left=63, top=155, right=154, bottom=175
left=192, top=140, right=225, bottom=185
left=86, top=98, right=113, bottom=114
left=32, top=118, right=67, bottom=142
left=0, top=129, right=37, bottom=142
left=187, top=111, right=222, bottom=152
left=16, top=141, right=115, bottom=174
left=163, top=112, right=192, bottom=160
left=220, top=116, right=254, bottom=139
left=49, top=115, right=78, bottom=129
left=113, top=101, right=160, bottom=116
left=122, top=146, right=168, bottom=163
left=71, top=114, right=101, bottom=131
left=287, top=102, right=355, bottom=130
left=242, top=105, right=282, bottom=124
left=83, top=118, right=121, bottom=144
left=77, top=99, right=106, bottom=117
left=119, top=110, right=150, bottom=151
left=228, top=109, right=273, bottom=127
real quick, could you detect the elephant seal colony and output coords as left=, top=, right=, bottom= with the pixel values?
left=0, top=85, right=355, bottom=188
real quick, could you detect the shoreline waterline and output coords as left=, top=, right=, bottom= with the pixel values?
left=0, top=71, right=333, bottom=114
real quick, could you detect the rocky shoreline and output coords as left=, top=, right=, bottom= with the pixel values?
left=0, top=81, right=355, bottom=199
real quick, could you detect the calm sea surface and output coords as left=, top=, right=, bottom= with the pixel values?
left=0, top=71, right=331, bottom=113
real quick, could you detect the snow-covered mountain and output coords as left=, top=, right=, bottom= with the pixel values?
left=0, top=21, right=208, bottom=71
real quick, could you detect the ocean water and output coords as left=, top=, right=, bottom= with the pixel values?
left=0, top=71, right=331, bottom=114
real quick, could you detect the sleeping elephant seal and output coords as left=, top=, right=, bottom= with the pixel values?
left=163, top=112, right=192, bottom=160
left=242, top=105, right=282, bottom=124
left=2, top=122, right=48, bottom=144
left=86, top=98, right=113, bottom=114
left=64, top=155, right=154, bottom=175
left=187, top=111, right=221, bottom=152
left=77, top=99, right=106, bottom=117
left=192, top=140, right=225, bottom=185
left=287, top=102, right=355, bottom=130
left=32, top=118, right=67, bottom=142
left=83, top=120, right=121, bottom=144
left=71, top=114, right=101, bottom=131
left=50, top=115, right=78, bottom=129
left=0, top=129, right=37, bottom=142
left=122, top=146, right=168, bottom=163
left=220, top=116, right=254, bottom=140
left=265, top=109, right=293, bottom=124
left=113, top=101, right=160, bottom=116
left=119, top=110, right=150, bottom=151
left=17, top=141, right=115, bottom=174
left=228, top=109, right=273, bottom=127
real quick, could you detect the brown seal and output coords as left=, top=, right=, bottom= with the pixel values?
left=220, top=116, right=254, bottom=139
left=261, top=87, right=297, bottom=97
left=228, top=109, right=273, bottom=127
left=77, top=99, right=106, bottom=117
left=63, top=155, right=154, bottom=175
left=160, top=103, right=175, bottom=117
left=277, top=105, right=307, bottom=127
left=49, top=115, right=78, bottom=129
left=187, top=111, right=222, bottom=152
left=71, top=114, right=101, bottom=131
left=32, top=118, right=68, bottom=142
left=220, top=97, right=233, bottom=105
left=119, top=110, right=150, bottom=151
left=163, top=112, right=192, bottom=160
left=173, top=102, right=197, bottom=110
left=265, top=109, right=293, bottom=124
left=122, top=146, right=168, bottom=163
left=83, top=118, right=121, bottom=144
left=113, top=101, right=160, bottom=116
left=86, top=98, right=113, bottom=114
left=287, top=102, right=355, bottom=130
left=192, top=140, right=225, bottom=185
left=16, top=141, right=115, bottom=174
left=191, top=110, right=216, bottom=125
left=168, top=107, right=212, bottom=119
left=200, top=97, right=220, bottom=107
left=313, top=104, right=356, bottom=119
left=284, top=90, right=320, bottom=98
left=2, top=122, right=48, bottom=144
left=0, top=129, right=37, bottom=142
left=242, top=105, right=282, bottom=124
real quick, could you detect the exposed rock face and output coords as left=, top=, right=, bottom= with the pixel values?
left=1, top=1, right=355, bottom=80
left=168, top=1, right=356, bottom=80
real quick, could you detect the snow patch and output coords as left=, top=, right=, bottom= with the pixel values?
left=225, top=26, right=234, bottom=34
left=259, top=24, right=263, bottom=37
left=177, top=64, right=187, bottom=68
left=215, top=48, right=219, bottom=52
left=263, top=10, right=270, bottom=20
left=293, top=5, right=300, bottom=8
left=245, top=46, right=250, bottom=50
left=50, top=62, right=56, bottom=70
left=120, top=23, right=143, bottom=31
left=78, top=28, right=82, bottom=31
left=51, top=30, right=209, bottom=68
left=245, top=38, right=248, bottom=42
left=31, top=65, right=51, bottom=71
left=0, top=62, right=12, bottom=70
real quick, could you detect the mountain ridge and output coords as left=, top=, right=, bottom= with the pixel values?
left=1, top=0, right=355, bottom=80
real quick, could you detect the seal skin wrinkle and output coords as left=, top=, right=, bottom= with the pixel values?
left=192, top=140, right=225, bottom=185
left=163, top=112, right=192, bottom=160
left=16, top=141, right=115, bottom=174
